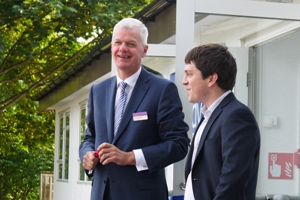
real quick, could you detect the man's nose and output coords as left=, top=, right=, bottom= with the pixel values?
left=182, top=76, right=187, bottom=85
left=119, top=43, right=128, bottom=51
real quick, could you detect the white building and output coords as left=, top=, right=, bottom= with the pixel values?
left=34, top=0, right=300, bottom=199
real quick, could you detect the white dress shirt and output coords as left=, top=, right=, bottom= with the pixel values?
left=116, top=67, right=148, bottom=171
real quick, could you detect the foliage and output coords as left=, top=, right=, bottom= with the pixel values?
left=0, top=98, right=55, bottom=153
left=0, top=98, right=54, bottom=200
left=0, top=0, right=151, bottom=199
left=0, top=146, right=54, bottom=200
left=0, top=0, right=151, bottom=112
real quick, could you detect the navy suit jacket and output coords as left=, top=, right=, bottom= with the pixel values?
left=79, top=67, right=190, bottom=200
left=185, top=93, right=260, bottom=200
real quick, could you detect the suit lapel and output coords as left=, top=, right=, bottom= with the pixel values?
left=195, top=109, right=221, bottom=158
left=113, top=68, right=150, bottom=143
left=106, top=78, right=117, bottom=143
left=194, top=93, right=235, bottom=159
left=185, top=117, right=204, bottom=177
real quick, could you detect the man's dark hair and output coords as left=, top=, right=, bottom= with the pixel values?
left=185, top=43, right=237, bottom=91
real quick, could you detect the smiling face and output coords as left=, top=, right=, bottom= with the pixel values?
left=182, top=62, right=210, bottom=104
left=111, top=26, right=148, bottom=79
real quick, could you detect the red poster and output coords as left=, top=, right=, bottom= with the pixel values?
left=268, top=153, right=294, bottom=179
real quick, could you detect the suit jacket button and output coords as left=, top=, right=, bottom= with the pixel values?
left=103, top=180, right=106, bottom=184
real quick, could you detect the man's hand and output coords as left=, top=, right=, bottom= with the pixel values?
left=83, top=151, right=99, bottom=170
left=96, top=142, right=136, bottom=166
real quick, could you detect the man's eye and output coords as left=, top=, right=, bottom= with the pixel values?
left=128, top=43, right=135, bottom=47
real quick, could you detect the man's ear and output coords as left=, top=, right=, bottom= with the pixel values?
left=208, top=73, right=218, bottom=87
left=142, top=45, right=148, bottom=58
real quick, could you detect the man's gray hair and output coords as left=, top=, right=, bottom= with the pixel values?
left=112, top=18, right=148, bottom=45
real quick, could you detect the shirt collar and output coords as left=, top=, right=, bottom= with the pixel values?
left=201, top=90, right=231, bottom=120
left=116, top=67, right=142, bottom=88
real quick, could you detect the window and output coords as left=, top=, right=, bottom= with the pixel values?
left=57, top=110, right=70, bottom=181
left=78, top=102, right=92, bottom=182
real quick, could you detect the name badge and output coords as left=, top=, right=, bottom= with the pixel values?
left=133, top=112, right=148, bottom=121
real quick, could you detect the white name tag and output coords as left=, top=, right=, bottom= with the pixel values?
left=133, top=112, right=148, bottom=121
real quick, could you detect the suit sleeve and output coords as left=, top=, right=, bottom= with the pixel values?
left=215, top=107, right=260, bottom=199
left=141, top=82, right=190, bottom=173
left=79, top=85, right=96, bottom=173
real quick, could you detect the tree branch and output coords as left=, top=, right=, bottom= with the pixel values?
left=0, top=31, right=106, bottom=113
left=0, top=36, right=64, bottom=76
left=0, top=76, right=19, bottom=84
left=0, top=31, right=26, bottom=72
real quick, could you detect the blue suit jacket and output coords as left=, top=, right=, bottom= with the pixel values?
left=185, top=93, right=260, bottom=200
left=79, top=67, right=190, bottom=200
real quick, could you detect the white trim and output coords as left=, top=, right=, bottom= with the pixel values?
left=244, top=21, right=300, bottom=46
left=57, top=109, right=70, bottom=181
left=146, top=44, right=176, bottom=57
left=173, top=0, right=195, bottom=196
left=78, top=102, right=90, bottom=182
left=195, top=0, right=300, bottom=21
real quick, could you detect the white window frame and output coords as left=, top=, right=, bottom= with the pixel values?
left=57, top=109, right=70, bottom=181
left=78, top=101, right=92, bottom=182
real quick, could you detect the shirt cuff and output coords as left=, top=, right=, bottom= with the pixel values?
left=133, top=149, right=148, bottom=171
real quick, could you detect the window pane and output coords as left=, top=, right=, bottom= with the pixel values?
left=59, top=117, right=63, bottom=160
left=65, top=129, right=69, bottom=179
left=80, top=108, right=86, bottom=143
left=66, top=112, right=70, bottom=126
left=142, top=57, right=175, bottom=80
left=58, top=164, right=62, bottom=179
left=79, top=164, right=85, bottom=181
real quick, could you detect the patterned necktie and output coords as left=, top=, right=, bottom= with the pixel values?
left=114, top=82, right=127, bottom=135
